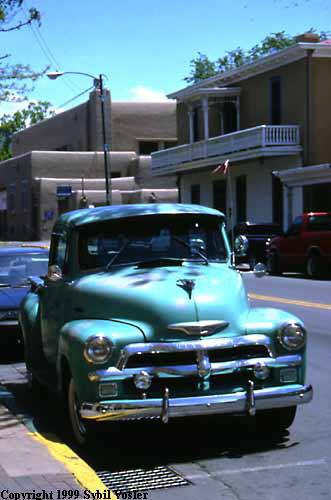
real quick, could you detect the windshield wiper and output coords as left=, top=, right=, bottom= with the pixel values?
left=172, top=236, right=209, bottom=265
left=0, top=284, right=10, bottom=287
left=106, top=240, right=131, bottom=269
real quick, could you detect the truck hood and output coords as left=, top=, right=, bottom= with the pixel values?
left=72, top=263, right=249, bottom=341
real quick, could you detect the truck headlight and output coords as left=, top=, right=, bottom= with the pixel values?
left=277, top=321, right=306, bottom=351
left=84, top=335, right=113, bottom=364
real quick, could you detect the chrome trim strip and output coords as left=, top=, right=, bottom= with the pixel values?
left=80, top=384, right=313, bottom=421
left=89, top=354, right=302, bottom=382
left=116, top=334, right=275, bottom=370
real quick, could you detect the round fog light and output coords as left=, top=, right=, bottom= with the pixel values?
left=134, top=371, right=152, bottom=390
left=253, top=362, right=270, bottom=380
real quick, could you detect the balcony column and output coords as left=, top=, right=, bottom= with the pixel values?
left=188, top=104, right=194, bottom=144
left=202, top=96, right=209, bottom=140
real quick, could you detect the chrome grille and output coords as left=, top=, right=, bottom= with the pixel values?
left=125, top=345, right=270, bottom=368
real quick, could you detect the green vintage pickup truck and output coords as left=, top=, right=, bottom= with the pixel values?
left=19, top=204, right=312, bottom=445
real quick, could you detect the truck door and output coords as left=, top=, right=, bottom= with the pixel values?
left=278, top=216, right=304, bottom=271
left=39, top=230, right=69, bottom=364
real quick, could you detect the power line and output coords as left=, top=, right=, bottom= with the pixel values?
left=58, top=85, right=94, bottom=109
left=21, top=6, right=80, bottom=93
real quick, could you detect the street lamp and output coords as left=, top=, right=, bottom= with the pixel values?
left=47, top=71, right=112, bottom=205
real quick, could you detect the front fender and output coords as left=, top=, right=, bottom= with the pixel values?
left=57, top=319, right=145, bottom=401
left=246, top=306, right=306, bottom=355
left=19, top=291, right=40, bottom=346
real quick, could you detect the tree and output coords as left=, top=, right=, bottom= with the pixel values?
left=0, top=101, right=54, bottom=160
left=184, top=30, right=330, bottom=84
left=0, top=0, right=46, bottom=102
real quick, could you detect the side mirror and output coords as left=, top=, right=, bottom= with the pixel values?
left=253, top=262, right=267, bottom=278
left=234, top=235, right=249, bottom=256
left=47, top=264, right=63, bottom=282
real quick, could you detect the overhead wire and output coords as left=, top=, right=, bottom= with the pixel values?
left=21, top=6, right=81, bottom=93
left=58, top=85, right=94, bottom=109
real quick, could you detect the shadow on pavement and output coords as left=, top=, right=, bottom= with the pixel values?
left=2, top=374, right=298, bottom=475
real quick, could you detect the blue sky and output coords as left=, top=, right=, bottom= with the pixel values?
left=2, top=0, right=330, bottom=114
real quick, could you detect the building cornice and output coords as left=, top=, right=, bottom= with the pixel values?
left=168, top=42, right=331, bottom=101
left=274, top=163, right=331, bottom=187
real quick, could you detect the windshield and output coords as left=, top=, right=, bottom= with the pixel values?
left=78, top=214, right=228, bottom=270
left=0, top=251, right=49, bottom=286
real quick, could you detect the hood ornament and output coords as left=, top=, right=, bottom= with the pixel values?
left=168, top=320, right=229, bottom=337
left=176, top=279, right=196, bottom=299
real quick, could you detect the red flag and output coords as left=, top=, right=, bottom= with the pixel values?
left=212, top=159, right=229, bottom=175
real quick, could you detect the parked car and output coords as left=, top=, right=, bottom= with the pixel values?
left=267, top=212, right=331, bottom=278
left=231, top=222, right=283, bottom=269
left=0, top=244, right=49, bottom=347
left=20, top=204, right=312, bottom=445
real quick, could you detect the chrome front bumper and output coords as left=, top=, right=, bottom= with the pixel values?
left=80, top=383, right=313, bottom=423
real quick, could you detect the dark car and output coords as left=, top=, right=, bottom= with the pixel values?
left=0, top=244, right=49, bottom=349
left=231, top=222, right=283, bottom=269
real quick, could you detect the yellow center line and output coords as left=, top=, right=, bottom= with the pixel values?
left=249, top=293, right=331, bottom=310
left=29, top=431, right=118, bottom=499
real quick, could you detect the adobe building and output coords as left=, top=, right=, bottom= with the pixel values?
left=0, top=90, right=178, bottom=240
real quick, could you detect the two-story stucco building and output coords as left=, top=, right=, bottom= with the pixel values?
left=151, top=33, right=331, bottom=230
left=0, top=90, right=178, bottom=240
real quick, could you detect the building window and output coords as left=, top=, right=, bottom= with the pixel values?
left=213, top=179, right=226, bottom=213
left=139, top=141, right=159, bottom=155
left=270, top=77, right=282, bottom=125
left=272, top=174, right=283, bottom=227
left=8, top=184, right=16, bottom=214
left=236, top=175, right=246, bottom=223
left=21, top=180, right=28, bottom=212
left=191, top=184, right=200, bottom=204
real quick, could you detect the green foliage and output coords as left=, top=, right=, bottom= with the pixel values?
left=0, top=101, right=54, bottom=160
left=184, top=30, right=329, bottom=84
left=0, top=0, right=46, bottom=102
left=0, top=0, right=40, bottom=29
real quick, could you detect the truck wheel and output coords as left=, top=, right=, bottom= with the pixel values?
left=256, top=406, right=296, bottom=432
left=67, top=377, right=91, bottom=446
left=306, top=253, right=322, bottom=279
left=267, top=252, right=281, bottom=276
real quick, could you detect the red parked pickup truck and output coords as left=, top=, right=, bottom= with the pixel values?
left=266, top=212, right=331, bottom=278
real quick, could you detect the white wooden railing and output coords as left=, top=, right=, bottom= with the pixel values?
left=151, top=125, right=300, bottom=172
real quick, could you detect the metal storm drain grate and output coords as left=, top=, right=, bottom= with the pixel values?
left=96, top=465, right=190, bottom=493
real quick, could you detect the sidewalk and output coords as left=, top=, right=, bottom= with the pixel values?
left=0, top=398, right=87, bottom=494
left=0, top=362, right=92, bottom=496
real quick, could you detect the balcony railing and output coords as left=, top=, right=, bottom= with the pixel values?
left=151, top=125, right=300, bottom=173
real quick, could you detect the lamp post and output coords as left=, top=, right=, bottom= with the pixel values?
left=47, top=71, right=112, bottom=205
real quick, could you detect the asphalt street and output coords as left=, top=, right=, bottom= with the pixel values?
left=0, top=272, right=330, bottom=500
